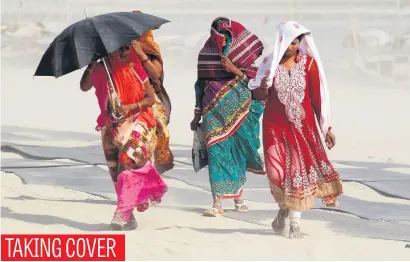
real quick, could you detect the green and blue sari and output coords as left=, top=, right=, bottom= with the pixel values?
left=195, top=17, right=265, bottom=199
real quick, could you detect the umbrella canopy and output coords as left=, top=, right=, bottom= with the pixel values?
left=34, top=12, right=169, bottom=77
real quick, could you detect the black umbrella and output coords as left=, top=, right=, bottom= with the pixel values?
left=34, top=11, right=169, bottom=77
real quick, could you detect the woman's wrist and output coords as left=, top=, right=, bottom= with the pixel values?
left=86, top=66, right=95, bottom=74
left=241, top=73, right=248, bottom=82
left=138, top=53, right=149, bottom=63
left=131, top=102, right=142, bottom=112
left=236, top=70, right=244, bottom=78
left=194, top=107, right=202, bottom=116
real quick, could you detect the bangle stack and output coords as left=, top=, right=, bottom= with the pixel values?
left=241, top=74, right=248, bottom=82
left=194, top=107, right=201, bottom=115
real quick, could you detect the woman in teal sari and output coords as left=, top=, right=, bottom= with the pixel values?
left=190, top=17, right=266, bottom=216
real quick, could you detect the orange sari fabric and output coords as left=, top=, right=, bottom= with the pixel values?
left=109, top=52, right=156, bottom=128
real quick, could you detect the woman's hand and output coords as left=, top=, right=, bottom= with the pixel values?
left=260, top=76, right=269, bottom=89
left=221, top=56, right=241, bottom=76
left=252, top=76, right=269, bottom=101
left=80, top=61, right=98, bottom=92
left=325, top=129, right=336, bottom=150
left=252, top=88, right=268, bottom=101
left=87, top=61, right=98, bottom=72
left=131, top=40, right=145, bottom=57
left=116, top=105, right=130, bottom=116
left=190, top=115, right=201, bottom=131
left=117, top=103, right=140, bottom=116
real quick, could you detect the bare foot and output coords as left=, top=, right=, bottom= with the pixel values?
left=271, top=209, right=288, bottom=233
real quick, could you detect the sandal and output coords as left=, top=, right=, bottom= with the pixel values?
left=124, top=213, right=138, bottom=230
left=234, top=203, right=249, bottom=212
left=111, top=212, right=138, bottom=231
left=234, top=198, right=249, bottom=212
left=203, top=203, right=224, bottom=217
left=289, top=223, right=303, bottom=239
left=110, top=213, right=126, bottom=231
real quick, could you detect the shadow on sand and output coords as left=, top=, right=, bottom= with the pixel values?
left=1, top=207, right=112, bottom=232
left=154, top=225, right=276, bottom=236
left=4, top=195, right=116, bottom=205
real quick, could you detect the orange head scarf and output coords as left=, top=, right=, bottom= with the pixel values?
left=138, top=30, right=162, bottom=63
left=132, top=10, right=162, bottom=63
left=131, top=10, right=172, bottom=124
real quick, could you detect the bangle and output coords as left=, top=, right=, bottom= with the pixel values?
left=241, top=74, right=248, bottom=82
left=140, top=56, right=149, bottom=63
left=194, top=107, right=201, bottom=115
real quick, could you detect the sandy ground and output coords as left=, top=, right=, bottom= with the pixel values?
left=2, top=169, right=410, bottom=261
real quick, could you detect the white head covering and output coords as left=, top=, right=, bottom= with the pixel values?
left=248, top=21, right=331, bottom=136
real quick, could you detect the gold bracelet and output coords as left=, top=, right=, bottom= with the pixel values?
left=141, top=57, right=149, bottom=63
left=138, top=54, right=149, bottom=63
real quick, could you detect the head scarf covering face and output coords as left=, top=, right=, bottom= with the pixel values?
left=197, top=17, right=264, bottom=80
left=248, top=21, right=331, bottom=135
left=210, top=17, right=231, bottom=54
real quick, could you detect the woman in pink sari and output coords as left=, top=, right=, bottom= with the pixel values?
left=80, top=43, right=167, bottom=230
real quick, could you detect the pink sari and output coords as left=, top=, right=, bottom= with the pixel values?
left=92, top=53, right=167, bottom=222
left=116, top=162, right=167, bottom=214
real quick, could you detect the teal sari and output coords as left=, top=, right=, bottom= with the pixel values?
left=195, top=35, right=265, bottom=199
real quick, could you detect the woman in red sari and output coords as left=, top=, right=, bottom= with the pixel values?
left=249, top=21, right=343, bottom=238
left=80, top=44, right=167, bottom=230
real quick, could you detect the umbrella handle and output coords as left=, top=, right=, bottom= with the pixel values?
left=102, top=57, right=124, bottom=120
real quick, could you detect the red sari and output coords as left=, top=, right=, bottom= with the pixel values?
left=263, top=54, right=343, bottom=211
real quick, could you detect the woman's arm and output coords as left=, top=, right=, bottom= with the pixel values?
left=190, top=80, right=204, bottom=131
left=308, top=59, right=322, bottom=124
left=194, top=80, right=205, bottom=116
left=132, top=40, right=162, bottom=80
left=309, top=58, right=336, bottom=148
left=121, top=62, right=156, bottom=115
left=122, top=80, right=156, bottom=115
left=141, top=56, right=162, bottom=80
left=80, top=63, right=97, bottom=92
left=139, top=80, right=156, bottom=108
left=221, top=56, right=247, bottom=81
